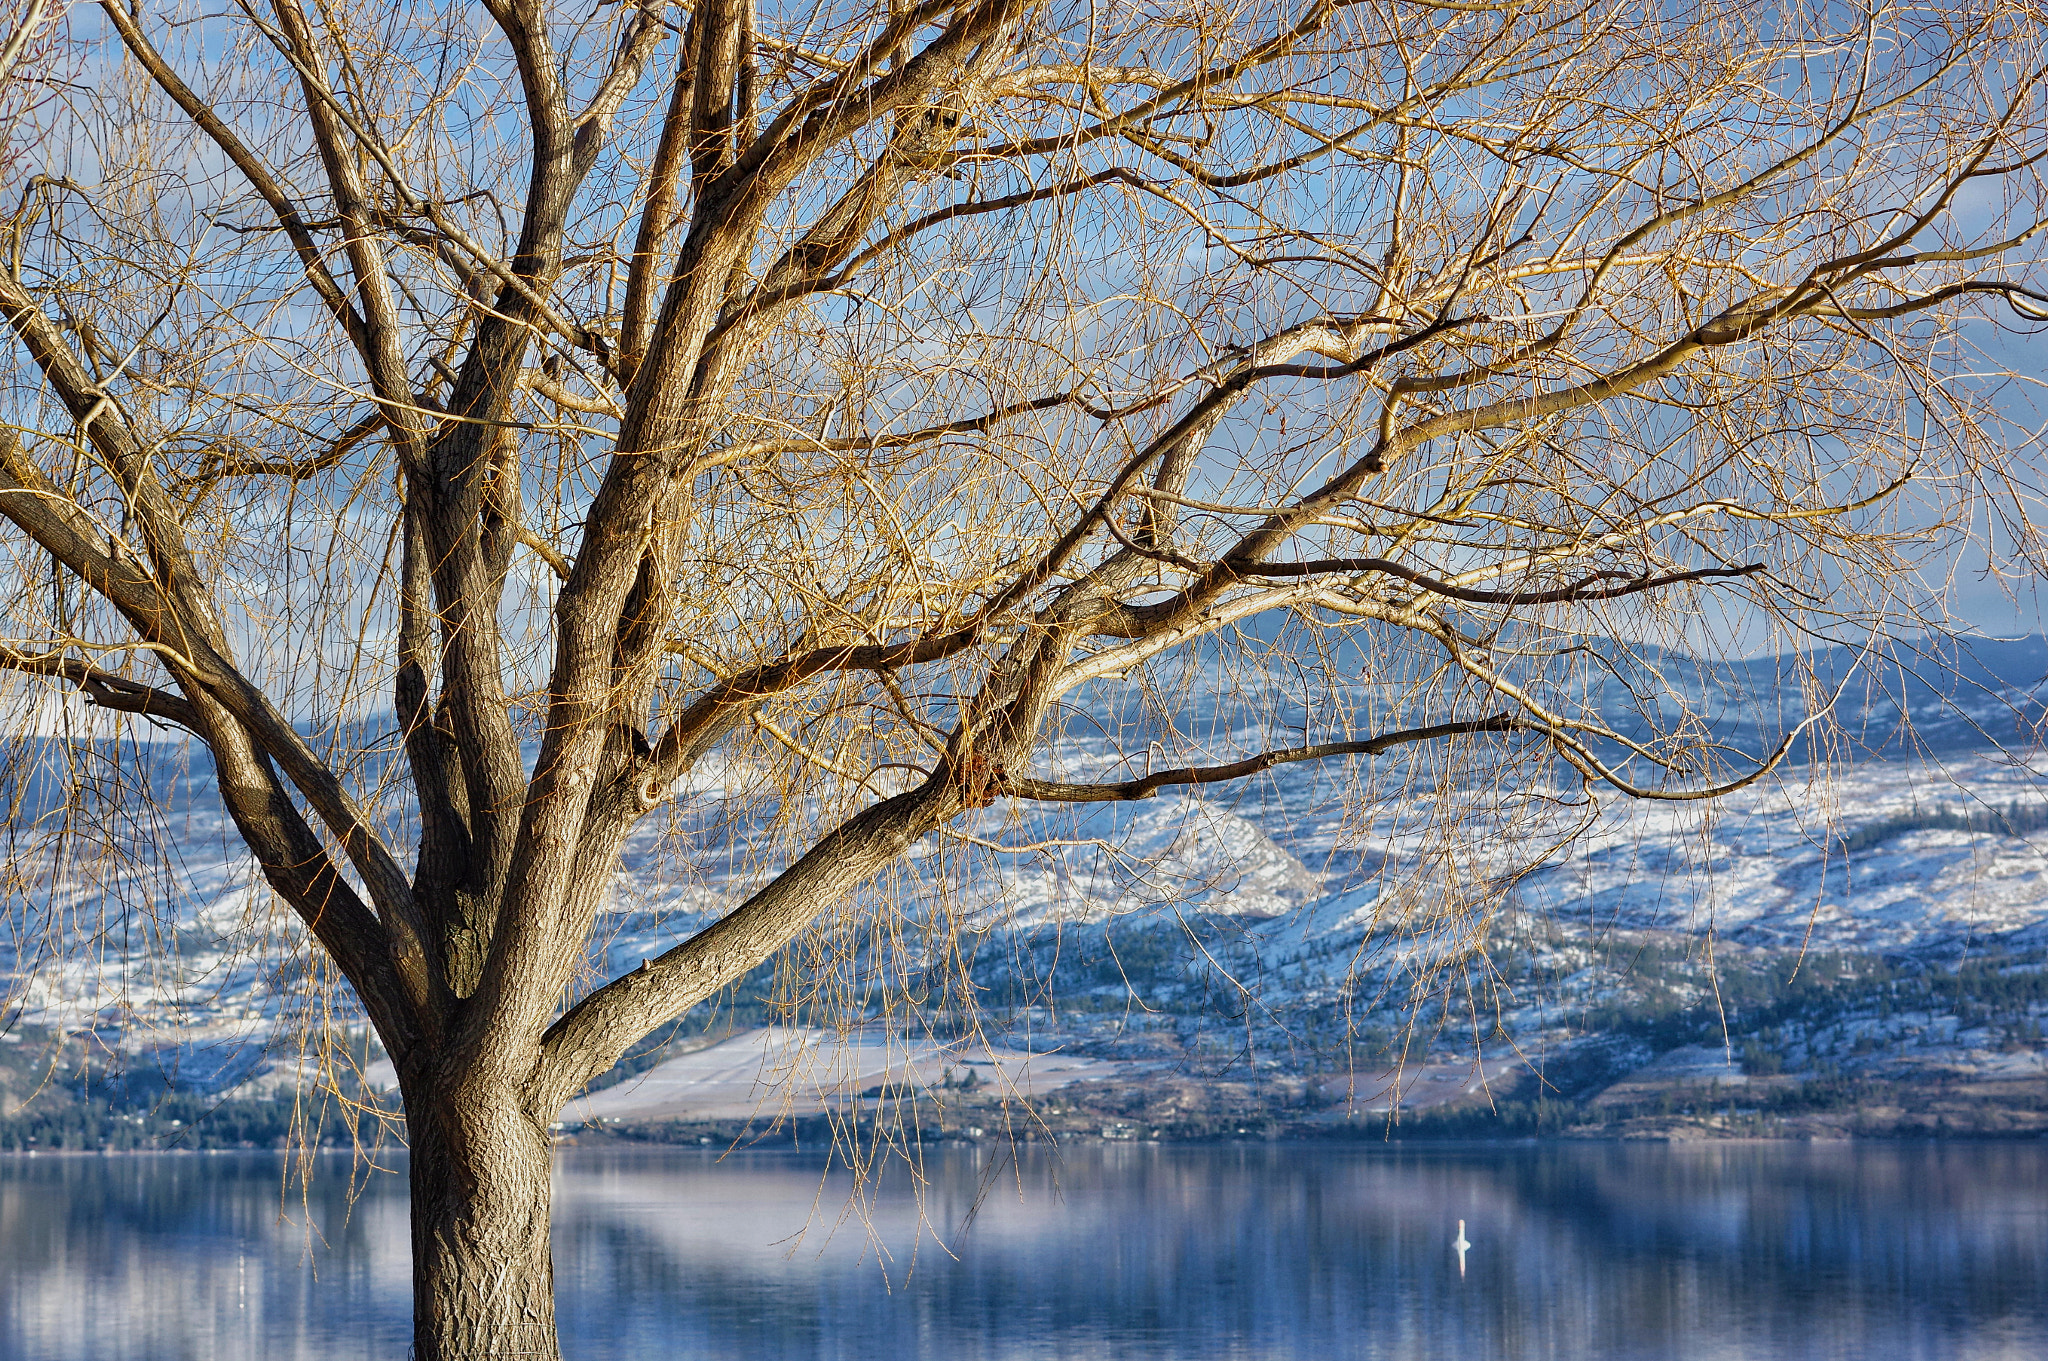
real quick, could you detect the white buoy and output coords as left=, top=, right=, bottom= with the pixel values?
left=1453, top=1219, right=1472, bottom=1278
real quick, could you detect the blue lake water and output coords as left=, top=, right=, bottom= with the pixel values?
left=1, top=1141, right=2045, bottom=1360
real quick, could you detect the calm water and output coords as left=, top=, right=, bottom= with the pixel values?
left=1, top=1141, right=2045, bottom=1360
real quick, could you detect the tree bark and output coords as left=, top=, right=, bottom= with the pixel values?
left=405, top=1078, right=561, bottom=1361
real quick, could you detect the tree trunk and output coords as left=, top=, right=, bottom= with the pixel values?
left=406, top=1086, right=561, bottom=1361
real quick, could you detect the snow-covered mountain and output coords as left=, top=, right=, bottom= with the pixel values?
left=5, top=632, right=2047, bottom=1096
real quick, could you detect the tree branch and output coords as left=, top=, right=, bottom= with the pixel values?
left=535, top=779, right=955, bottom=1104
left=620, top=53, right=695, bottom=385
left=0, top=645, right=202, bottom=732
left=99, top=2, right=366, bottom=352
left=1228, top=560, right=1768, bottom=605
left=1003, top=716, right=1528, bottom=802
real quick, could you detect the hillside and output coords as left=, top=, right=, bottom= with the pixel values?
left=5, top=633, right=2048, bottom=1144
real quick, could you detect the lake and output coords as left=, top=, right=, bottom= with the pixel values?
left=1, top=1141, right=2044, bottom=1360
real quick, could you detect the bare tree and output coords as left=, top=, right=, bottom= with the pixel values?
left=1, top=0, right=2044, bottom=1353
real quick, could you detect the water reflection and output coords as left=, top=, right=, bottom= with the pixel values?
left=1, top=1143, right=2044, bottom=1360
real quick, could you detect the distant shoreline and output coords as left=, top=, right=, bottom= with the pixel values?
left=5, top=1128, right=2048, bottom=1163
